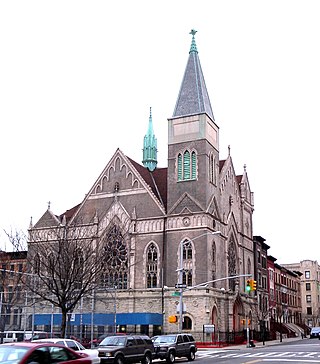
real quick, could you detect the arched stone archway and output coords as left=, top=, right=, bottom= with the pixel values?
left=233, top=296, right=244, bottom=332
left=212, top=306, right=218, bottom=327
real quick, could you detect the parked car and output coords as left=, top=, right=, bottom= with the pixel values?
left=152, top=333, right=197, bottom=363
left=0, top=341, right=92, bottom=363
left=310, top=327, right=320, bottom=338
left=0, top=331, right=49, bottom=343
left=30, top=332, right=60, bottom=341
left=90, top=333, right=126, bottom=347
left=32, top=338, right=100, bottom=363
left=98, top=334, right=154, bottom=364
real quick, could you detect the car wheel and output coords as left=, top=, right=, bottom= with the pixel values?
left=187, top=350, right=195, bottom=361
left=166, top=351, right=175, bottom=364
left=141, top=353, right=152, bottom=364
left=115, top=355, right=125, bottom=364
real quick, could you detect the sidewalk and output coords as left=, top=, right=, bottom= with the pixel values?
left=198, top=336, right=303, bottom=351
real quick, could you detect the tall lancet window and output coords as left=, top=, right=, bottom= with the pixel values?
left=209, top=153, right=216, bottom=184
left=146, top=243, right=158, bottom=288
left=177, top=150, right=197, bottom=181
left=227, top=237, right=237, bottom=291
left=180, top=240, right=193, bottom=286
left=211, top=242, right=216, bottom=288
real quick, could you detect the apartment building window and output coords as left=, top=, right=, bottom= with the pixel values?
left=262, top=276, right=267, bottom=289
left=1, top=264, right=6, bottom=278
left=306, top=295, right=311, bottom=303
left=306, top=282, right=311, bottom=291
left=262, top=256, right=267, bottom=269
left=10, top=264, right=14, bottom=277
left=305, top=271, right=310, bottom=279
left=270, top=288, right=274, bottom=300
left=257, top=251, right=261, bottom=264
left=307, top=307, right=312, bottom=315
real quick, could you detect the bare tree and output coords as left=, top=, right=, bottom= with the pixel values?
left=0, top=229, right=27, bottom=335
left=7, top=219, right=109, bottom=338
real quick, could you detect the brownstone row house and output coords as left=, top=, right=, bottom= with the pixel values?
left=0, top=251, right=27, bottom=331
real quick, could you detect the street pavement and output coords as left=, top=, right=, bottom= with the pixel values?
left=198, top=335, right=304, bottom=351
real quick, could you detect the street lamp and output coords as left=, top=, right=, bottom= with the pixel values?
left=177, top=231, right=221, bottom=333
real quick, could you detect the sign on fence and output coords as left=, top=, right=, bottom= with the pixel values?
left=203, top=324, right=215, bottom=333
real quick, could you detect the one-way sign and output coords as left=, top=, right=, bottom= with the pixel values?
left=175, top=283, right=187, bottom=289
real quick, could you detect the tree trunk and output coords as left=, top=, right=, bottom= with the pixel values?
left=61, top=309, right=68, bottom=338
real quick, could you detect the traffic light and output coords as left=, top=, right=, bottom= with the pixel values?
left=168, top=315, right=178, bottom=323
left=252, top=280, right=257, bottom=291
left=246, top=279, right=251, bottom=292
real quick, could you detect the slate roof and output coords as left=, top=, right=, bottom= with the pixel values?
left=127, top=157, right=167, bottom=209
left=172, top=32, right=214, bottom=121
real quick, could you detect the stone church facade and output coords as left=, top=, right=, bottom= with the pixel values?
left=29, top=30, right=257, bottom=340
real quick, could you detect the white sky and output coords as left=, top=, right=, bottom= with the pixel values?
left=0, top=1, right=319, bottom=264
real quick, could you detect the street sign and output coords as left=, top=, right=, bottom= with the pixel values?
left=176, top=302, right=186, bottom=313
left=171, top=291, right=181, bottom=297
left=175, top=283, right=187, bottom=289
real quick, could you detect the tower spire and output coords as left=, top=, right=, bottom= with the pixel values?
left=173, top=29, right=214, bottom=121
left=142, top=107, right=158, bottom=171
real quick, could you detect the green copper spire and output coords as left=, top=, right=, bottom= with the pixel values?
left=189, top=29, right=198, bottom=53
left=142, top=107, right=158, bottom=171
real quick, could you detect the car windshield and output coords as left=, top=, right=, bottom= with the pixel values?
left=100, top=336, right=127, bottom=346
left=0, top=346, right=29, bottom=364
left=153, top=336, right=176, bottom=344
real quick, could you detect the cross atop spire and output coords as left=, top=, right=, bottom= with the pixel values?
left=189, top=29, right=198, bottom=53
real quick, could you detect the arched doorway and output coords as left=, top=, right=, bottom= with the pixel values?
left=211, top=306, right=218, bottom=343
left=233, top=296, right=244, bottom=332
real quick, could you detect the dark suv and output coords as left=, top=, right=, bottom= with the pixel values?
left=98, top=335, right=155, bottom=364
left=152, top=333, right=197, bottom=363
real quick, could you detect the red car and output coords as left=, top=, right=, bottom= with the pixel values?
left=0, top=341, right=92, bottom=364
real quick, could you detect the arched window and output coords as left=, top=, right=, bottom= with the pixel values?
left=102, top=225, right=128, bottom=289
left=146, top=243, right=158, bottom=288
left=177, top=154, right=183, bottom=181
left=180, top=240, right=193, bottom=287
left=34, top=254, right=41, bottom=275
left=191, top=152, right=197, bottom=179
left=183, top=151, right=190, bottom=179
left=227, top=237, right=237, bottom=291
left=182, top=316, right=192, bottom=330
left=177, top=150, right=197, bottom=181
left=209, top=153, right=215, bottom=184
left=211, top=242, right=216, bottom=288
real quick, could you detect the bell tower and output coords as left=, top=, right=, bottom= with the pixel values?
left=167, top=30, right=220, bottom=213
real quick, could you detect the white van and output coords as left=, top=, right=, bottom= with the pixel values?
left=0, top=331, right=47, bottom=343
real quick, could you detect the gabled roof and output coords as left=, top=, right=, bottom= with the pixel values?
left=172, top=30, right=214, bottom=121
left=127, top=157, right=167, bottom=209
left=59, top=204, right=81, bottom=223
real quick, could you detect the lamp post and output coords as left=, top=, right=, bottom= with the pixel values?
left=177, top=231, right=221, bottom=333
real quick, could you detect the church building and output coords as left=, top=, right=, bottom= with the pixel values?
left=29, top=30, right=256, bottom=340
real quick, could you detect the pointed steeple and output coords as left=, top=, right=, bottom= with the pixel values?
left=173, top=29, right=214, bottom=121
left=142, top=107, right=158, bottom=171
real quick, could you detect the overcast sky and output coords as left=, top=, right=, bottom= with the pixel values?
left=0, top=1, right=318, bottom=264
